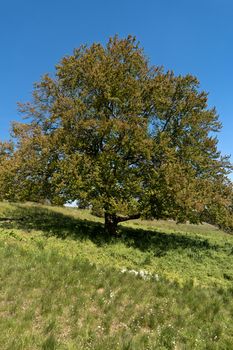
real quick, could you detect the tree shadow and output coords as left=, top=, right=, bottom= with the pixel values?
left=1, top=204, right=107, bottom=245
left=0, top=204, right=219, bottom=255
left=119, top=225, right=219, bottom=256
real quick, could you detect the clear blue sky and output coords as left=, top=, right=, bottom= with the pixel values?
left=1, top=0, right=232, bottom=177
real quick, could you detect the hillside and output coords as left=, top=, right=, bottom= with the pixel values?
left=0, top=202, right=233, bottom=349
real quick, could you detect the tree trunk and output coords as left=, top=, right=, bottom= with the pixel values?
left=104, top=212, right=140, bottom=235
left=104, top=213, right=118, bottom=236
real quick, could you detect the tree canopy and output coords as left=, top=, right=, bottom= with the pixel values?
left=0, top=35, right=232, bottom=234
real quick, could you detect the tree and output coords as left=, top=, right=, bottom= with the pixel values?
left=4, top=35, right=233, bottom=234
left=0, top=141, right=15, bottom=200
left=0, top=123, right=59, bottom=204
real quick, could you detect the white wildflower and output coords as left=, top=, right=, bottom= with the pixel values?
left=120, top=267, right=159, bottom=281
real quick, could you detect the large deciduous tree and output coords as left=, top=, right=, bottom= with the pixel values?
left=3, top=35, right=232, bottom=234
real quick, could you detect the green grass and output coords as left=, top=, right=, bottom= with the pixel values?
left=0, top=202, right=233, bottom=349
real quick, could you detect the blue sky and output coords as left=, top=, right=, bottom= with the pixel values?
left=1, top=0, right=232, bottom=177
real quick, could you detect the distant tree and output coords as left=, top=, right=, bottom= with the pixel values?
left=0, top=141, right=14, bottom=200
left=2, top=35, right=232, bottom=234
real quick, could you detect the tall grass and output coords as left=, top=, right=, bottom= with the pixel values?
left=0, top=202, right=233, bottom=349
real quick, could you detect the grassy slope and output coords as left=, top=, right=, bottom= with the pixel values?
left=0, top=202, right=233, bottom=349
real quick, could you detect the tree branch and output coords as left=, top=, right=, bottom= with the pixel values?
left=116, top=213, right=140, bottom=223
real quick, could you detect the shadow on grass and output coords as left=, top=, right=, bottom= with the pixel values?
left=0, top=204, right=219, bottom=255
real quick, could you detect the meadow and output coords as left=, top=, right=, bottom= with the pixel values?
left=0, top=202, right=233, bottom=349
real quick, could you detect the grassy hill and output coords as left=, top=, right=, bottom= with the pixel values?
left=0, top=202, right=233, bottom=349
